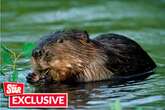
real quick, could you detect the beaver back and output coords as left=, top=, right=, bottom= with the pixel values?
left=95, top=33, right=156, bottom=77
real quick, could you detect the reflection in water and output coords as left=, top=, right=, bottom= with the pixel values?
left=34, top=72, right=154, bottom=109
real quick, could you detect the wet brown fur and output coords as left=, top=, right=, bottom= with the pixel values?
left=28, top=29, right=156, bottom=84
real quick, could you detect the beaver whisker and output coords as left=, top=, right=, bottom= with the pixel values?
left=38, top=68, right=50, bottom=76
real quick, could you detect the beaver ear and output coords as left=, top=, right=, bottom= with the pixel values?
left=76, top=31, right=90, bottom=42
left=57, top=38, right=64, bottom=43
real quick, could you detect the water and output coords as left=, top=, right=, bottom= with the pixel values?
left=1, top=0, right=165, bottom=109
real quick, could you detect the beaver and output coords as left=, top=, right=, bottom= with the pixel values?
left=26, top=29, right=156, bottom=85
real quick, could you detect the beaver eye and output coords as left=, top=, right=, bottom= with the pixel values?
left=44, top=51, right=53, bottom=61
left=57, top=39, right=63, bottom=43
left=45, top=51, right=49, bottom=57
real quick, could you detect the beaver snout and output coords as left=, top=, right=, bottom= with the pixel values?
left=32, top=48, right=43, bottom=58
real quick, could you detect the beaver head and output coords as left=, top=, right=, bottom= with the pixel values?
left=31, top=29, right=108, bottom=82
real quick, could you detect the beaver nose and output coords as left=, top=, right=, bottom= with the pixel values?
left=32, top=48, right=42, bottom=58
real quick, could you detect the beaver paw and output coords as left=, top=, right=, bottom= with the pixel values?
left=26, top=73, right=40, bottom=85
left=26, top=72, right=53, bottom=86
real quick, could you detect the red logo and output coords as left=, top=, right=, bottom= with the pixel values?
left=3, top=82, right=24, bottom=96
left=9, top=93, right=68, bottom=108
left=3, top=82, right=68, bottom=108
